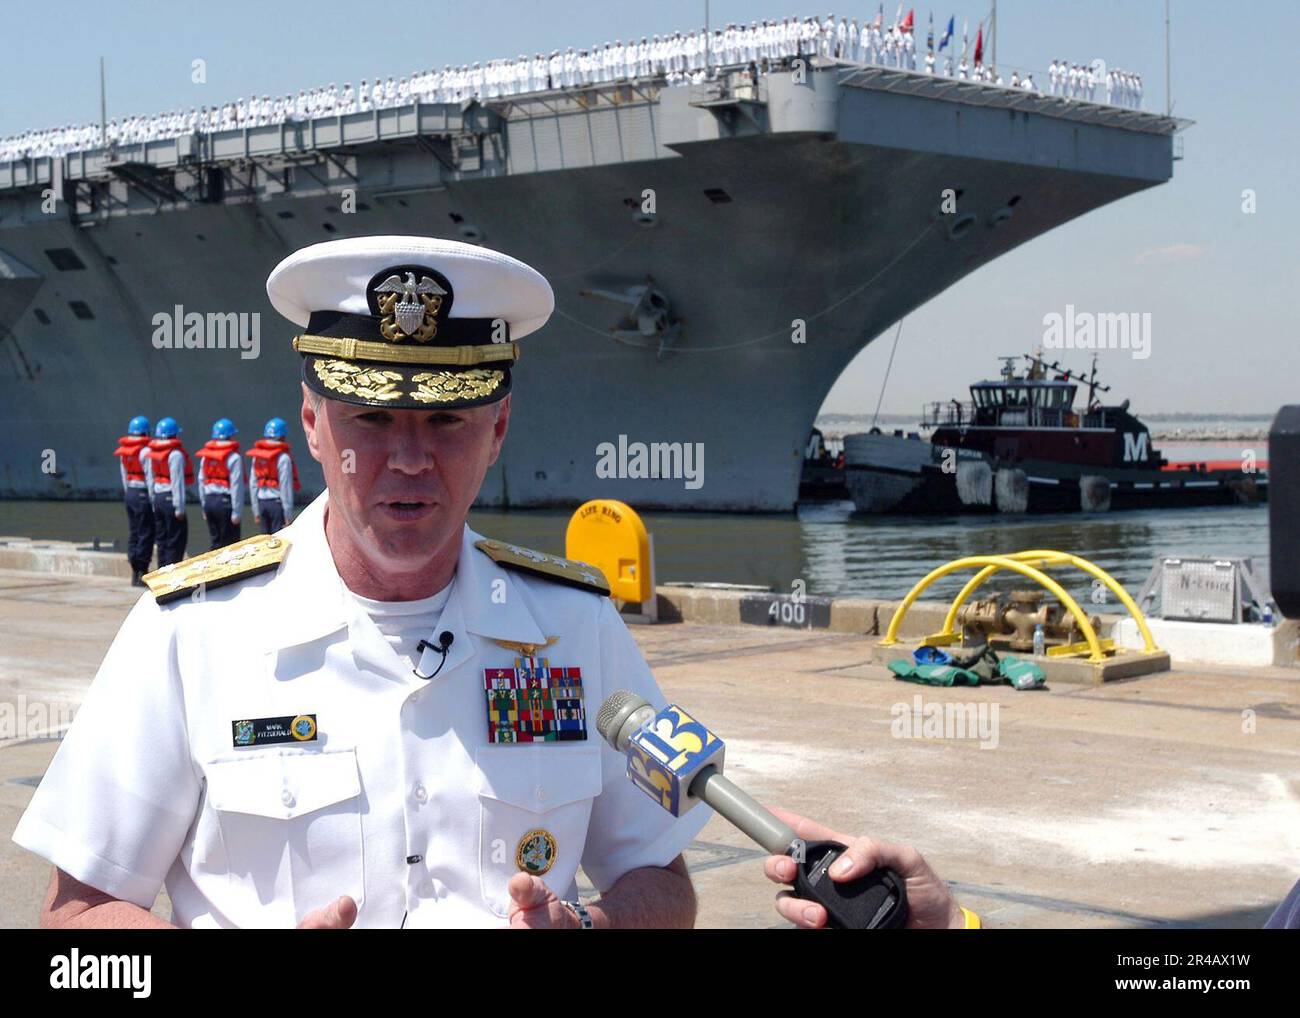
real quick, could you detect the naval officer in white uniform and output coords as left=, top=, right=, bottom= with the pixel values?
left=13, top=235, right=711, bottom=929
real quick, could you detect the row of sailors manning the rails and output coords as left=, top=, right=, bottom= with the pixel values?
left=1, top=15, right=1144, bottom=162
left=113, top=415, right=300, bottom=584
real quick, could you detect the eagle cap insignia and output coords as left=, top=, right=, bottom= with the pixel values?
left=368, top=265, right=452, bottom=344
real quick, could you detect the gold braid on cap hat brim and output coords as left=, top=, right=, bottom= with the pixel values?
left=293, top=334, right=520, bottom=366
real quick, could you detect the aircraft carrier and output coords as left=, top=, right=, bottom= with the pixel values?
left=0, top=58, right=1186, bottom=510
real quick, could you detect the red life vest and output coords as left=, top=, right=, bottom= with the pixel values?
left=146, top=438, right=196, bottom=485
left=113, top=435, right=151, bottom=484
left=247, top=439, right=301, bottom=491
left=195, top=440, right=241, bottom=487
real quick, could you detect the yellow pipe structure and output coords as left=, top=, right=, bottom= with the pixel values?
left=1047, top=638, right=1117, bottom=658
left=933, top=549, right=1159, bottom=654
left=878, top=555, right=1109, bottom=662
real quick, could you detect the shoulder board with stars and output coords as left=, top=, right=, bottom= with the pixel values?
left=475, top=539, right=610, bottom=597
left=142, top=533, right=290, bottom=605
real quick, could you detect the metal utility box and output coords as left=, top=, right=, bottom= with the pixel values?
left=1137, top=556, right=1274, bottom=624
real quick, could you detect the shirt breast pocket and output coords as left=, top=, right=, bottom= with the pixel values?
left=476, top=745, right=602, bottom=918
left=205, top=747, right=363, bottom=927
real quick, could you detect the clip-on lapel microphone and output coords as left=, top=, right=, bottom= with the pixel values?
left=414, top=631, right=455, bottom=680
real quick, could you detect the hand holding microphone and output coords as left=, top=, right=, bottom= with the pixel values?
left=762, top=807, right=968, bottom=930
left=596, top=690, right=908, bottom=930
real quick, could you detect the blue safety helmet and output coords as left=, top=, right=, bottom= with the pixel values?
left=211, top=417, right=238, bottom=440
left=127, top=415, right=151, bottom=436
left=154, top=417, right=181, bottom=439
left=263, top=417, right=288, bottom=440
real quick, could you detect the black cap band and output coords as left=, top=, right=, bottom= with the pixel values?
left=305, top=310, right=509, bottom=345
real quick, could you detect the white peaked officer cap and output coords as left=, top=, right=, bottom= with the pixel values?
left=267, top=236, right=554, bottom=411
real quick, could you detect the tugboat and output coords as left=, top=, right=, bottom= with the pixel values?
left=843, top=353, right=1269, bottom=514
left=798, top=428, right=848, bottom=501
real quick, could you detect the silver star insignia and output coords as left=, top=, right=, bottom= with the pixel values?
left=214, top=545, right=255, bottom=567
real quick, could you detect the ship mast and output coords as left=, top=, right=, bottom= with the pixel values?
left=704, top=0, right=710, bottom=72
left=1170, top=0, right=1180, bottom=115
left=99, top=57, right=107, bottom=147
left=990, top=0, right=997, bottom=72
left=1081, top=355, right=1113, bottom=408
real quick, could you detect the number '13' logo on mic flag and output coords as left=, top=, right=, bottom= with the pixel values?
left=626, top=705, right=725, bottom=817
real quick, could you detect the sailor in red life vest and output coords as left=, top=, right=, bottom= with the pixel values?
left=247, top=418, right=300, bottom=533
left=113, top=415, right=156, bottom=587
left=145, top=417, right=194, bottom=566
left=195, top=418, right=243, bottom=550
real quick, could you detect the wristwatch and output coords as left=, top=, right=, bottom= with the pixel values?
left=562, top=900, right=595, bottom=929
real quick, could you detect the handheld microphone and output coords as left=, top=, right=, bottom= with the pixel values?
left=595, top=690, right=908, bottom=930
left=414, top=631, right=454, bottom=680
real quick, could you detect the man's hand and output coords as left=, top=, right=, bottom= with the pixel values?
left=762, top=808, right=965, bottom=930
left=296, top=895, right=357, bottom=929
left=231, top=514, right=241, bottom=526
left=506, top=873, right=578, bottom=929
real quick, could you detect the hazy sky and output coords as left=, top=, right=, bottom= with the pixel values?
left=2, top=1, right=1295, bottom=415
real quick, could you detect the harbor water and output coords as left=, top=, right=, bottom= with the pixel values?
left=0, top=498, right=1269, bottom=605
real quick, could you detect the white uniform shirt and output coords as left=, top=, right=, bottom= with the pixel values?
left=349, top=584, right=452, bottom=670
left=13, top=491, right=710, bottom=928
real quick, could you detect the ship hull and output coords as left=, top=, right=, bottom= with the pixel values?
left=0, top=70, right=1182, bottom=510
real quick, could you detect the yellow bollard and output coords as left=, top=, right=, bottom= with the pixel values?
left=566, top=500, right=655, bottom=618
left=879, top=555, right=1109, bottom=662
left=879, top=550, right=1163, bottom=664
left=932, top=550, right=1160, bottom=655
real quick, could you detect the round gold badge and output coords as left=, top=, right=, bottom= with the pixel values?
left=515, top=829, right=557, bottom=876
left=290, top=715, right=317, bottom=741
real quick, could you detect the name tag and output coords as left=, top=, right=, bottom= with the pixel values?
left=232, top=714, right=317, bottom=747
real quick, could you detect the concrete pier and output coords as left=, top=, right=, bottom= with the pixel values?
left=2, top=563, right=1298, bottom=929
